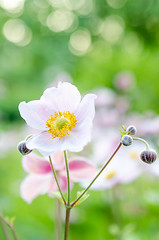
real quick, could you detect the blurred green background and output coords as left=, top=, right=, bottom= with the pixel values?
left=0, top=0, right=159, bottom=239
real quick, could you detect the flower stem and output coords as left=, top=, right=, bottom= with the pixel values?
left=133, top=137, right=150, bottom=149
left=49, top=156, right=66, bottom=205
left=64, top=151, right=71, bottom=206
left=71, top=142, right=122, bottom=207
left=64, top=207, right=71, bottom=240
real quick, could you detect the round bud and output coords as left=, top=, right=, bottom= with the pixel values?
left=127, top=125, right=137, bottom=135
left=17, top=141, right=32, bottom=155
left=140, top=149, right=157, bottom=164
left=121, top=135, right=133, bottom=146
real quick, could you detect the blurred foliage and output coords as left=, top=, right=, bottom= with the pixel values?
left=0, top=0, right=159, bottom=126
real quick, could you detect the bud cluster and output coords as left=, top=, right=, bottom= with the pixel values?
left=121, top=125, right=157, bottom=164
left=121, top=125, right=136, bottom=146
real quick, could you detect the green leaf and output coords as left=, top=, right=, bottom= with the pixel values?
left=122, top=125, right=126, bottom=131
left=74, top=192, right=89, bottom=206
left=119, top=129, right=125, bottom=138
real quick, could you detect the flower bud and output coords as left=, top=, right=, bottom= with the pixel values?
left=127, top=125, right=137, bottom=135
left=17, top=141, right=32, bottom=155
left=140, top=149, right=157, bottom=164
left=121, top=135, right=133, bottom=146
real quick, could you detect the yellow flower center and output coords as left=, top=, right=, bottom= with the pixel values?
left=105, top=170, right=116, bottom=179
left=46, top=111, right=77, bottom=139
left=130, top=152, right=138, bottom=160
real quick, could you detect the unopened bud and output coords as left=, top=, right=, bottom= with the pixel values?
left=127, top=125, right=137, bottom=135
left=121, top=135, right=133, bottom=146
left=140, top=149, right=157, bottom=164
left=17, top=141, right=32, bottom=155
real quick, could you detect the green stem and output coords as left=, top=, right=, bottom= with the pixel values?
left=133, top=137, right=150, bottom=149
left=64, top=207, right=71, bottom=240
left=49, top=156, right=66, bottom=205
left=64, top=151, right=71, bottom=205
left=71, top=142, right=122, bottom=207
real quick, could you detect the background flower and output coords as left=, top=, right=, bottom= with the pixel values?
left=21, top=151, right=97, bottom=203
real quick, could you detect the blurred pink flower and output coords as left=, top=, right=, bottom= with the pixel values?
left=93, top=88, right=116, bottom=108
left=19, top=82, right=96, bottom=156
left=21, top=152, right=97, bottom=203
left=87, top=140, right=145, bottom=190
left=113, top=70, right=135, bottom=91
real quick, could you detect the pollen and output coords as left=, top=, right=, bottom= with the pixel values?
left=105, top=170, right=116, bottom=180
left=46, top=111, right=77, bottom=139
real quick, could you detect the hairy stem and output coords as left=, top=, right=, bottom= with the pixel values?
left=49, top=156, right=66, bottom=205
left=71, top=142, right=122, bottom=207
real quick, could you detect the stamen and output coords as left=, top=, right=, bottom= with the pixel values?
left=106, top=170, right=116, bottom=179
left=46, top=111, right=77, bottom=139
left=130, top=152, right=138, bottom=160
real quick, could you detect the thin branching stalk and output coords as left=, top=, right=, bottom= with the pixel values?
left=49, top=156, right=66, bottom=205
left=64, top=151, right=71, bottom=206
left=63, top=151, right=71, bottom=240
left=71, top=142, right=122, bottom=207
left=133, top=137, right=150, bottom=149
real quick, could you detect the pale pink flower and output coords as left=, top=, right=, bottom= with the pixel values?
left=113, top=70, right=135, bottom=91
left=87, top=141, right=144, bottom=190
left=19, top=82, right=96, bottom=156
left=93, top=88, right=116, bottom=108
left=21, top=151, right=97, bottom=203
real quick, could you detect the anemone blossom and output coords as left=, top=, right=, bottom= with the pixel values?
left=19, top=82, right=96, bottom=156
left=88, top=140, right=144, bottom=190
left=21, top=152, right=97, bottom=203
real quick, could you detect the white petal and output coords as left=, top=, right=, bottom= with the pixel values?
left=20, top=174, right=51, bottom=203
left=19, top=101, right=53, bottom=130
left=26, top=117, right=93, bottom=156
left=63, top=120, right=93, bottom=152
left=26, top=131, right=66, bottom=156
left=41, top=82, right=81, bottom=112
left=75, top=94, right=96, bottom=124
